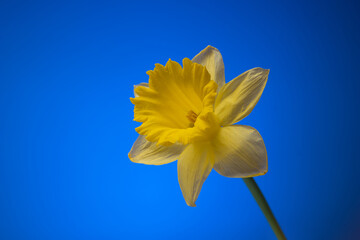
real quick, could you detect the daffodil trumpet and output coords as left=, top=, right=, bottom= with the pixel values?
left=129, top=46, right=285, bottom=239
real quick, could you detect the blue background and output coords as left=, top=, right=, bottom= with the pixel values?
left=1, top=0, right=359, bottom=239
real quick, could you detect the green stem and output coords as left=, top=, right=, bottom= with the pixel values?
left=243, top=177, right=286, bottom=240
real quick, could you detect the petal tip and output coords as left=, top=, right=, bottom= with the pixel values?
left=185, top=199, right=197, bottom=207
left=257, top=169, right=268, bottom=176
left=205, top=45, right=219, bottom=52
left=182, top=57, right=191, bottom=64
left=258, top=68, right=270, bottom=77
left=128, top=152, right=134, bottom=161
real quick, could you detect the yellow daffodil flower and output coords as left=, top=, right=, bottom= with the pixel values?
left=129, top=46, right=269, bottom=207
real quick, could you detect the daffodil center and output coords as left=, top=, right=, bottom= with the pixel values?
left=186, top=110, right=198, bottom=124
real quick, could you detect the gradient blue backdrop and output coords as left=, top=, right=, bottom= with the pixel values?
left=1, top=0, right=359, bottom=239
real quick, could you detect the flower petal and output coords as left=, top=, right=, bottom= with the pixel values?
left=215, top=68, right=269, bottom=126
left=192, top=46, right=225, bottom=91
left=134, top=82, right=149, bottom=97
left=177, top=141, right=214, bottom=206
left=213, top=125, right=267, bottom=178
left=129, top=134, right=185, bottom=165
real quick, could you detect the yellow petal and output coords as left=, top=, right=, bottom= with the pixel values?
left=215, top=68, right=269, bottom=126
left=133, top=82, right=149, bottom=97
left=131, top=58, right=218, bottom=146
left=192, top=45, right=225, bottom=91
left=177, top=141, right=214, bottom=206
left=213, top=125, right=267, bottom=178
left=129, top=135, right=185, bottom=165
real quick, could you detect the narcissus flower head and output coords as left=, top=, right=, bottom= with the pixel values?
left=129, top=46, right=269, bottom=206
